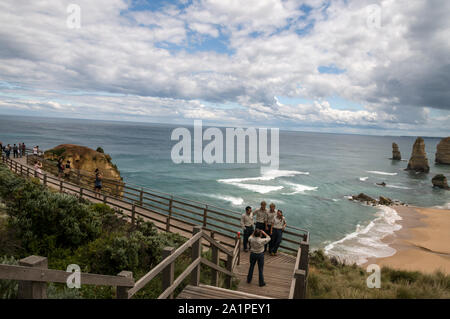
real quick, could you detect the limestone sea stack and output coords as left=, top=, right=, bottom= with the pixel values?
left=392, top=143, right=401, bottom=160
left=432, top=174, right=449, bottom=190
left=44, top=144, right=123, bottom=195
left=406, top=137, right=430, bottom=173
left=435, top=137, right=450, bottom=165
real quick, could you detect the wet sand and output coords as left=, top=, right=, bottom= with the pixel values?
left=364, top=205, right=450, bottom=274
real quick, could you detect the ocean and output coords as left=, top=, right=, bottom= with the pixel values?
left=1, top=114, right=449, bottom=264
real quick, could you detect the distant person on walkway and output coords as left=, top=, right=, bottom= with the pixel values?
left=270, top=210, right=287, bottom=256
left=265, top=203, right=277, bottom=253
left=5, top=144, right=11, bottom=159
left=21, top=143, right=26, bottom=157
left=241, top=206, right=254, bottom=252
left=0, top=141, right=3, bottom=157
left=13, top=144, right=18, bottom=158
left=254, top=201, right=267, bottom=231
left=57, top=158, right=65, bottom=178
left=94, top=168, right=103, bottom=198
left=247, top=229, right=271, bottom=287
left=64, top=160, right=71, bottom=178
left=34, top=161, right=43, bottom=180
left=33, top=146, right=38, bottom=156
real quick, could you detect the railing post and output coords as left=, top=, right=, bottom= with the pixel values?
left=293, top=269, right=307, bottom=299
left=116, top=271, right=133, bottom=299
left=59, top=180, right=63, bottom=192
left=210, top=231, right=219, bottom=287
left=43, top=173, right=47, bottom=186
left=225, top=255, right=233, bottom=289
left=190, top=226, right=202, bottom=286
left=77, top=170, right=81, bottom=185
left=103, top=194, right=107, bottom=204
left=299, top=241, right=309, bottom=278
left=131, top=204, right=136, bottom=225
left=167, top=197, right=173, bottom=232
left=162, top=247, right=175, bottom=299
left=18, top=256, right=48, bottom=299
left=79, top=188, right=83, bottom=201
left=235, top=235, right=241, bottom=266
left=203, top=205, right=208, bottom=228
left=139, top=188, right=143, bottom=206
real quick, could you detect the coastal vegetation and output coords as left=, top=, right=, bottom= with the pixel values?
left=0, top=162, right=449, bottom=299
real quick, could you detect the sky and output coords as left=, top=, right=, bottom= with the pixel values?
left=0, top=0, right=449, bottom=136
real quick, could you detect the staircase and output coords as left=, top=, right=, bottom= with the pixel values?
left=177, top=284, right=271, bottom=299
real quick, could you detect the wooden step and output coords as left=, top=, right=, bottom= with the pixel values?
left=177, top=284, right=271, bottom=299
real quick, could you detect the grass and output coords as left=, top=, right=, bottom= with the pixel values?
left=307, top=250, right=450, bottom=298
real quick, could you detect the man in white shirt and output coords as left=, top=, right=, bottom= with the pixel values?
left=241, top=206, right=254, bottom=252
left=253, top=201, right=267, bottom=231
left=247, top=229, right=271, bottom=287
left=265, top=203, right=277, bottom=253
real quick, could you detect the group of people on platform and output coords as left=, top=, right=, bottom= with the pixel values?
left=0, top=142, right=27, bottom=159
left=241, top=201, right=287, bottom=287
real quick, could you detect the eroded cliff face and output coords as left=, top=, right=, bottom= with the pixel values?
left=44, top=144, right=122, bottom=182
left=406, top=137, right=430, bottom=173
left=392, top=143, right=401, bottom=160
left=436, top=137, right=450, bottom=165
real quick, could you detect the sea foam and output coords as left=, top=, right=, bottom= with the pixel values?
left=324, top=206, right=402, bottom=265
left=367, top=171, right=398, bottom=176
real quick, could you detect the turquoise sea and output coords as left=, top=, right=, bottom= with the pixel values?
left=1, top=115, right=449, bottom=264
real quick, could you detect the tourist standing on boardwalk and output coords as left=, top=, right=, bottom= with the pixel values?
left=94, top=169, right=103, bottom=198
left=254, top=201, right=267, bottom=231
left=247, top=229, right=270, bottom=287
left=241, top=206, right=254, bottom=252
left=5, top=145, right=11, bottom=159
left=33, top=146, right=38, bottom=155
left=13, top=144, right=18, bottom=158
left=270, top=210, right=287, bottom=256
left=21, top=143, right=26, bottom=157
left=265, top=203, right=277, bottom=253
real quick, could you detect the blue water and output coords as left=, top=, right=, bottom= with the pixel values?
left=1, top=115, right=449, bottom=263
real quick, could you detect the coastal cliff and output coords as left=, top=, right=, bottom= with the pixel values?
left=392, top=143, right=401, bottom=160
left=406, top=137, right=430, bottom=173
left=435, top=137, right=450, bottom=165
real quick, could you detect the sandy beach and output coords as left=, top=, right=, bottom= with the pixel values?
left=365, top=205, right=450, bottom=274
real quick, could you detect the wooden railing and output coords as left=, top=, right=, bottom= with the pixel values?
left=4, top=153, right=309, bottom=253
left=127, top=226, right=239, bottom=299
left=288, top=237, right=310, bottom=299
left=0, top=255, right=134, bottom=299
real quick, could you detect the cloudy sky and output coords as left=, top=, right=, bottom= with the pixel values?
left=0, top=0, right=449, bottom=136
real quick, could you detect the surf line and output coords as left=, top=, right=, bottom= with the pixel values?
left=171, top=120, right=279, bottom=169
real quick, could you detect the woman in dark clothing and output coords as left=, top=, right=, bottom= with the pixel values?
left=94, top=169, right=103, bottom=198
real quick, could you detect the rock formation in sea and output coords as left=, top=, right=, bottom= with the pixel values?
left=431, top=174, right=449, bottom=190
left=406, top=137, right=430, bottom=173
left=435, top=137, right=450, bottom=165
left=44, top=144, right=123, bottom=195
left=392, top=143, right=401, bottom=160
left=350, top=193, right=402, bottom=206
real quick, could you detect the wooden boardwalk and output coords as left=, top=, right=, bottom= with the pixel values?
left=4, top=155, right=305, bottom=299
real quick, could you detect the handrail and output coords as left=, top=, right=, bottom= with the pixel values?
left=288, top=246, right=302, bottom=299
left=201, top=232, right=233, bottom=257
left=127, top=230, right=203, bottom=297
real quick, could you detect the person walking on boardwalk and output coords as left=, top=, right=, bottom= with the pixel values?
left=94, top=168, right=103, bottom=198
left=57, top=158, right=65, bottom=178
left=34, top=160, right=43, bottom=180
left=270, top=210, right=287, bottom=256
left=64, top=160, right=71, bottom=178
left=247, top=229, right=271, bottom=287
left=241, top=206, right=254, bottom=252
left=265, top=203, right=277, bottom=253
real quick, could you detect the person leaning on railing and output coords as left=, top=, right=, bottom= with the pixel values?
left=241, top=206, right=255, bottom=252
